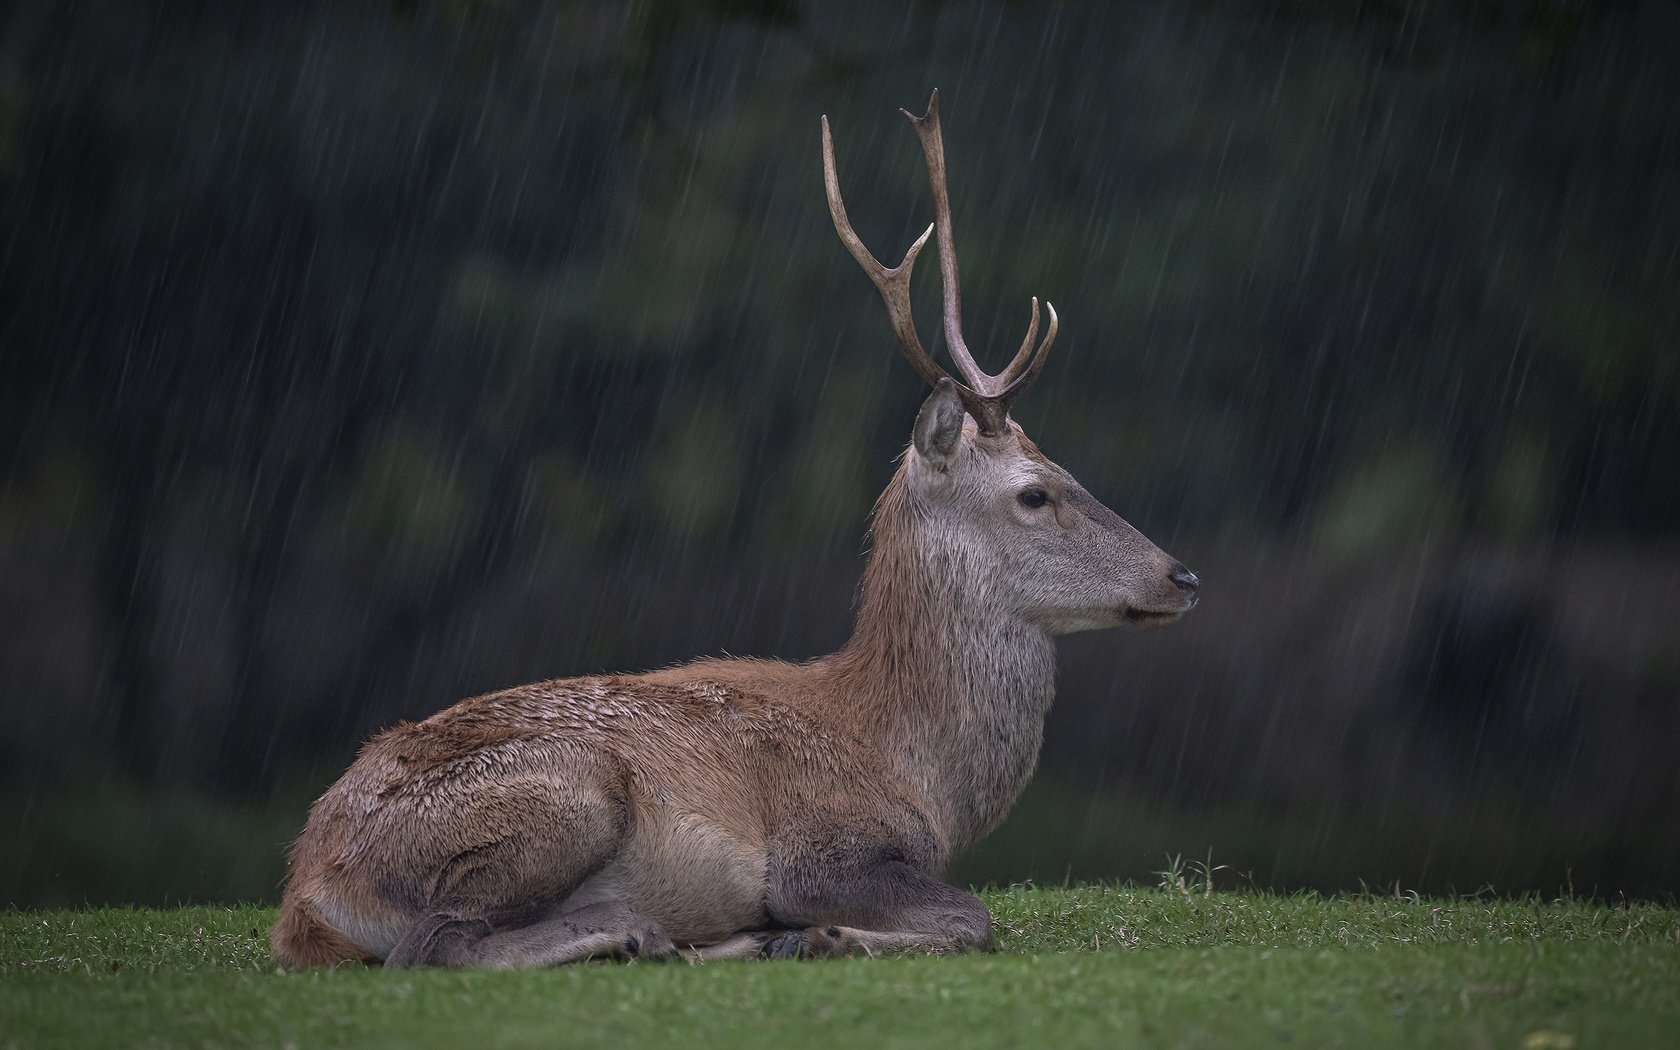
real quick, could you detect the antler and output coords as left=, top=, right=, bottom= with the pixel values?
left=821, top=89, right=1059, bottom=436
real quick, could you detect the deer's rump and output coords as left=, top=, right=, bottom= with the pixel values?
left=272, top=673, right=919, bottom=965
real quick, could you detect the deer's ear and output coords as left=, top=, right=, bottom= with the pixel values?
left=913, top=378, right=966, bottom=470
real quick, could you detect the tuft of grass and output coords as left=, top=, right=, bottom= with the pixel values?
left=1154, top=850, right=1231, bottom=896
left=3, top=888, right=1678, bottom=1049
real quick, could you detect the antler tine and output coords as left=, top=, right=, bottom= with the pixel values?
left=821, top=115, right=953, bottom=392
left=997, top=297, right=1042, bottom=389
left=902, top=89, right=995, bottom=396
left=997, top=301, right=1059, bottom=402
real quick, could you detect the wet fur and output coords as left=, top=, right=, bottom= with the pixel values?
left=274, top=411, right=1191, bottom=969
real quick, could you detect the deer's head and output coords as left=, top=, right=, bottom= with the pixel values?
left=825, top=92, right=1197, bottom=634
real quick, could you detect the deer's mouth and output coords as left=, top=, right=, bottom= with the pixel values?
left=1123, top=606, right=1185, bottom=627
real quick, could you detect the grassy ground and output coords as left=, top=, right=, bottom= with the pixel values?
left=3, top=887, right=1678, bottom=1048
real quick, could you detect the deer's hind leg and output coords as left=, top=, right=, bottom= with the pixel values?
left=468, top=898, right=678, bottom=967
left=388, top=898, right=678, bottom=969
left=383, top=750, right=671, bottom=969
left=689, top=857, right=992, bottom=961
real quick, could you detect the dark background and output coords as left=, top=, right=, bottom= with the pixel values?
left=3, top=0, right=1677, bottom=908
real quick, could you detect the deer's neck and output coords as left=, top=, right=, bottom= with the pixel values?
left=827, top=487, right=1057, bottom=860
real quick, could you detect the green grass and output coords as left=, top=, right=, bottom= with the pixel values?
left=3, top=888, right=1678, bottom=1048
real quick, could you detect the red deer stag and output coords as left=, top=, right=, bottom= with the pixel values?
left=272, top=91, right=1198, bottom=969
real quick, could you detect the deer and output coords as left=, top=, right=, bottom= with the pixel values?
left=270, top=91, right=1198, bottom=970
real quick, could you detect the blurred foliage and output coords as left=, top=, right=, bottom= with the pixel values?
left=342, top=428, right=473, bottom=550
left=0, top=0, right=1677, bottom=901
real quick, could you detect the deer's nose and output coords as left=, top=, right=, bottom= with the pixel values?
left=1169, top=565, right=1199, bottom=598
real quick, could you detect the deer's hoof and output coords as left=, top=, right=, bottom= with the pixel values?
left=624, top=928, right=679, bottom=961
left=757, top=930, right=810, bottom=959
left=758, top=926, right=851, bottom=959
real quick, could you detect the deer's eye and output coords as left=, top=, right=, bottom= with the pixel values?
left=1018, top=487, right=1049, bottom=509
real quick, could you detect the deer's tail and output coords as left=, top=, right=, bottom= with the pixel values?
left=270, top=890, right=375, bottom=969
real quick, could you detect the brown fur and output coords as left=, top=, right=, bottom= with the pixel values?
left=271, top=884, right=379, bottom=968
left=272, top=102, right=1196, bottom=970
left=272, top=434, right=1193, bottom=969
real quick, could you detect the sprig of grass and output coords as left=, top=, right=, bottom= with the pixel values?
left=1155, top=849, right=1232, bottom=896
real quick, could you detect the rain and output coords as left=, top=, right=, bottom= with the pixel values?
left=2, top=0, right=1677, bottom=910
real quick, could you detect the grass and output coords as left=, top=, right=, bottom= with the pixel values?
left=3, top=887, right=1678, bottom=1048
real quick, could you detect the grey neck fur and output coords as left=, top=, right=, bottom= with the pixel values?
left=825, top=471, right=1058, bottom=860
